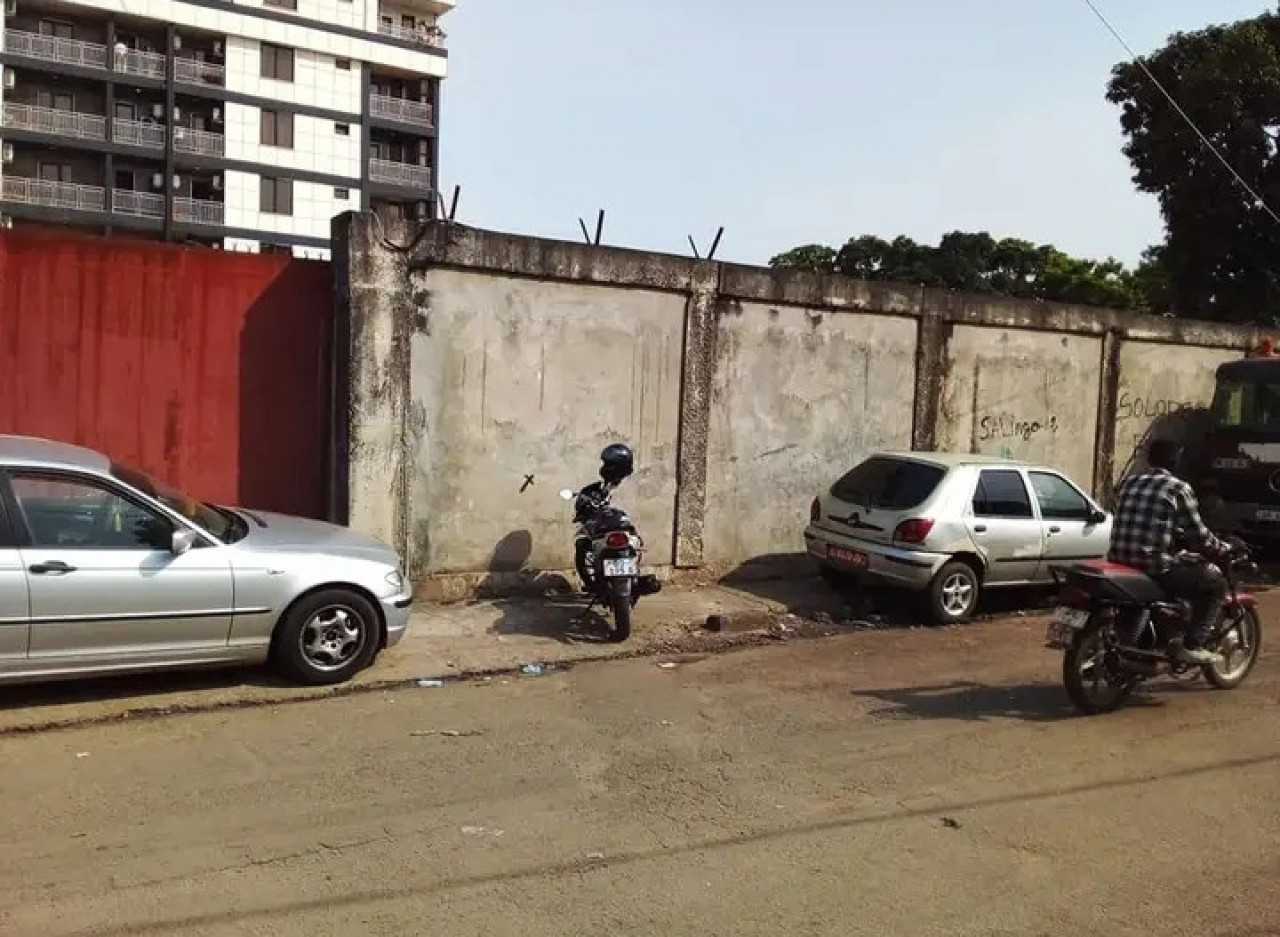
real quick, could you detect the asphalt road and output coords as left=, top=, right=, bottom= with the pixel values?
left=1, top=616, right=1277, bottom=937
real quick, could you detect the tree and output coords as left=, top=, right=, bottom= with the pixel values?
left=768, top=231, right=1143, bottom=311
left=1107, top=11, right=1280, bottom=324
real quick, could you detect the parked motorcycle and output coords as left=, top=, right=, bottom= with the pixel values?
left=559, top=443, right=661, bottom=642
left=1046, top=542, right=1263, bottom=715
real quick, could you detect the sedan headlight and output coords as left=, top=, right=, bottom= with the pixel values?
left=385, top=569, right=405, bottom=592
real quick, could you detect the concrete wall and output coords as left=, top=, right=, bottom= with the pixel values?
left=936, top=327, right=1102, bottom=487
left=333, top=215, right=1264, bottom=594
left=704, top=301, right=917, bottom=567
left=408, top=268, right=685, bottom=577
left=1110, top=341, right=1238, bottom=484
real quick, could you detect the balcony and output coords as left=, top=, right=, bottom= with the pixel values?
left=172, top=126, right=225, bottom=158
left=369, top=93, right=434, bottom=128
left=1, top=102, right=106, bottom=141
left=115, top=47, right=166, bottom=80
left=1, top=176, right=106, bottom=212
left=173, top=196, right=224, bottom=226
left=369, top=157, right=432, bottom=189
left=2, top=29, right=108, bottom=69
left=174, top=57, right=225, bottom=87
left=111, top=189, right=165, bottom=218
left=376, top=21, right=446, bottom=48
left=113, top=117, right=166, bottom=150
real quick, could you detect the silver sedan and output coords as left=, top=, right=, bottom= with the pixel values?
left=0, top=435, right=412, bottom=686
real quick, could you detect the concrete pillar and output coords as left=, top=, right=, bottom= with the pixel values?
left=911, top=303, right=950, bottom=452
left=672, top=264, right=719, bottom=568
left=331, top=211, right=414, bottom=561
left=1092, top=329, right=1122, bottom=504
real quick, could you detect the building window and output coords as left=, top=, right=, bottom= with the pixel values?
left=38, top=162, right=72, bottom=183
left=260, top=43, right=295, bottom=82
left=335, top=58, right=351, bottom=69
left=334, top=123, right=349, bottom=135
left=38, top=19, right=75, bottom=38
left=260, top=109, right=294, bottom=148
left=37, top=90, right=74, bottom=111
left=334, top=187, right=349, bottom=200
left=264, top=0, right=297, bottom=7
left=259, top=177, right=293, bottom=215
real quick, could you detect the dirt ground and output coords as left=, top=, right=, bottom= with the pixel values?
left=1, top=616, right=1277, bottom=937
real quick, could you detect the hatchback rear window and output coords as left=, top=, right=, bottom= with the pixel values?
left=830, top=457, right=946, bottom=510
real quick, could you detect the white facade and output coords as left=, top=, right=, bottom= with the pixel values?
left=0, top=0, right=450, bottom=257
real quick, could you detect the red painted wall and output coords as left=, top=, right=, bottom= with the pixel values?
left=0, top=229, right=333, bottom=519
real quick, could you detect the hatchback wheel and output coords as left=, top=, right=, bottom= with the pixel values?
left=926, top=561, right=980, bottom=625
left=272, top=588, right=381, bottom=686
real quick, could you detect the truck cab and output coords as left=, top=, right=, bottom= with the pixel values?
left=1196, top=341, right=1280, bottom=542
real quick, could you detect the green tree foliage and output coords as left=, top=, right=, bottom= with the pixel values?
left=769, top=232, right=1143, bottom=311
left=1108, top=11, right=1280, bottom=323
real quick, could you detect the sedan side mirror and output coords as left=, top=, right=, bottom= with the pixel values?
left=1088, top=509, right=1107, bottom=525
left=171, top=528, right=199, bottom=555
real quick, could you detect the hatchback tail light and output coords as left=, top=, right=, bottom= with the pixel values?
left=809, top=497, right=821, bottom=522
left=893, top=518, right=935, bottom=545
left=604, top=531, right=631, bottom=550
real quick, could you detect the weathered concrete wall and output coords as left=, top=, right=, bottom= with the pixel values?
left=408, top=268, right=685, bottom=579
left=937, top=327, right=1103, bottom=487
left=1109, top=341, right=1237, bottom=485
left=703, top=301, right=917, bottom=568
left=334, top=215, right=1265, bottom=594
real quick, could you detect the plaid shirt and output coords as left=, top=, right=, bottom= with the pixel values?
left=1108, top=468, right=1225, bottom=574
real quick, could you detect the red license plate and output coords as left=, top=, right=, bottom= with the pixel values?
left=826, top=545, right=869, bottom=569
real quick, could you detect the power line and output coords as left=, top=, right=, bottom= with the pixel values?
left=1078, top=0, right=1280, bottom=228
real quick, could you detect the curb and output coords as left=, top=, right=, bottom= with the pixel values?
left=0, top=622, right=791, bottom=738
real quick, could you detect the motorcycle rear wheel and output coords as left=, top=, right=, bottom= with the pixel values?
left=608, top=580, right=632, bottom=643
left=1203, top=605, right=1263, bottom=690
left=1063, top=619, right=1135, bottom=716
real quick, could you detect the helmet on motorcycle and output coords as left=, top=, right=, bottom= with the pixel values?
left=599, top=443, right=634, bottom=484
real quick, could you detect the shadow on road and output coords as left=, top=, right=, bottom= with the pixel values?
left=853, top=680, right=1165, bottom=723
left=0, top=666, right=282, bottom=718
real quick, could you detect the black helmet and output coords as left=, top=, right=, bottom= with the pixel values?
left=599, top=443, right=634, bottom=484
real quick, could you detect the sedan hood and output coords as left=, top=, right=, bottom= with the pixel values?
left=229, top=509, right=400, bottom=565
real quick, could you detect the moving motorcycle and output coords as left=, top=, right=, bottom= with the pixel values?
left=559, top=443, right=661, bottom=642
left=1046, top=541, right=1263, bottom=715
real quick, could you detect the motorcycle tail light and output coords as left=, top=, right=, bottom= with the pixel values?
left=604, top=531, right=631, bottom=550
left=1059, top=586, right=1092, bottom=609
left=893, top=518, right=935, bottom=544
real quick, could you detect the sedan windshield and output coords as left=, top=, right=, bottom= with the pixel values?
left=110, top=462, right=234, bottom=542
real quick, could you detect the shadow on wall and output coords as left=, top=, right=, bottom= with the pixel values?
left=478, top=530, right=615, bottom=644
left=1113, top=407, right=1211, bottom=490
left=238, top=261, right=332, bottom=518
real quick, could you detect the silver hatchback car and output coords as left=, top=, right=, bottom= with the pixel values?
left=804, top=452, right=1112, bottom=624
left=0, top=435, right=412, bottom=686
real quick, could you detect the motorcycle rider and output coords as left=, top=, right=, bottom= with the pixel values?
left=1109, top=438, right=1229, bottom=664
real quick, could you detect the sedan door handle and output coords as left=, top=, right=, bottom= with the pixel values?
left=973, top=525, right=988, bottom=533
left=1048, top=526, right=1062, bottom=535
left=29, top=560, right=77, bottom=575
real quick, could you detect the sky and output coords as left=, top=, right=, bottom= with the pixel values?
left=439, top=0, right=1272, bottom=268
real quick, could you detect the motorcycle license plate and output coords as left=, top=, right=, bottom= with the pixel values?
left=602, top=557, right=639, bottom=577
left=1045, top=607, right=1089, bottom=649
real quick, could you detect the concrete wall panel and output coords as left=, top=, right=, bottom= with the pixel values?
left=410, top=269, right=685, bottom=576
left=1111, top=341, right=1237, bottom=485
left=938, top=327, right=1103, bottom=486
left=703, top=303, right=917, bottom=567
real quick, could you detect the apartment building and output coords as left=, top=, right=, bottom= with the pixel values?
left=0, top=0, right=449, bottom=259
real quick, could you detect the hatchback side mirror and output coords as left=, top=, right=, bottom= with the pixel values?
left=171, top=528, right=199, bottom=555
